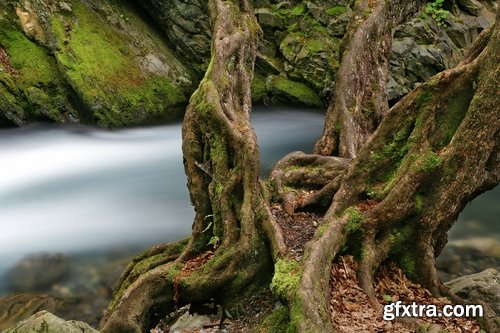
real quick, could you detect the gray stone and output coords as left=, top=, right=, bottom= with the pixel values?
left=59, top=2, right=72, bottom=12
left=7, top=253, right=69, bottom=292
left=445, top=268, right=500, bottom=314
left=255, top=8, right=284, bottom=29
left=170, top=312, right=212, bottom=332
left=2, top=310, right=99, bottom=333
left=457, top=0, right=483, bottom=16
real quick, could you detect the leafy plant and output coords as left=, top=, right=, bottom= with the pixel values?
left=425, top=0, right=450, bottom=27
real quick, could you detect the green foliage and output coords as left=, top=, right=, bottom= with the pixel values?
left=271, top=259, right=301, bottom=299
left=345, top=207, right=364, bottom=234
left=326, top=6, right=348, bottom=17
left=256, top=306, right=290, bottom=333
left=425, top=0, right=450, bottom=27
left=418, top=151, right=442, bottom=173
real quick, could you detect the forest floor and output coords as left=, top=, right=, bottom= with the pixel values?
left=150, top=208, right=485, bottom=333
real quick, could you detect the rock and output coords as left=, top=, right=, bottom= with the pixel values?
left=169, top=312, right=212, bottom=332
left=279, top=32, right=339, bottom=96
left=138, top=0, right=211, bottom=71
left=0, top=293, right=65, bottom=331
left=59, top=2, right=72, bottom=13
left=7, top=253, right=69, bottom=292
left=266, top=75, right=321, bottom=107
left=445, top=268, right=500, bottom=314
left=437, top=244, right=500, bottom=282
left=2, top=310, right=99, bottom=333
left=15, top=3, right=47, bottom=44
left=255, top=8, right=284, bottom=29
left=457, top=0, right=483, bottom=16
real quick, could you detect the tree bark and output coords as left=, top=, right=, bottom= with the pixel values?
left=291, top=13, right=499, bottom=332
left=314, top=0, right=425, bottom=158
left=101, top=2, right=499, bottom=333
left=99, top=1, right=283, bottom=332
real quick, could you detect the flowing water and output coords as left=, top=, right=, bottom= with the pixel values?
left=0, top=106, right=497, bottom=295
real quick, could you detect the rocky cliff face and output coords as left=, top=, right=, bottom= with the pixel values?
left=1, top=0, right=194, bottom=127
left=0, top=0, right=497, bottom=128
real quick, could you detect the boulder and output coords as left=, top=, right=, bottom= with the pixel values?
left=445, top=268, right=500, bottom=315
left=0, top=294, right=65, bottom=331
left=7, top=253, right=69, bottom=292
left=2, top=310, right=99, bottom=333
left=445, top=268, right=500, bottom=331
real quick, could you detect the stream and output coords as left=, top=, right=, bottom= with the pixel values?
left=0, top=106, right=498, bottom=296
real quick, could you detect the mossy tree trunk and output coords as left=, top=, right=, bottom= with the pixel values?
left=314, top=0, right=425, bottom=158
left=284, top=12, right=499, bottom=332
left=101, top=2, right=499, bottom=333
left=100, top=1, right=284, bottom=332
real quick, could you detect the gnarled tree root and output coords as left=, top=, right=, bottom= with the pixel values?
left=100, top=237, right=270, bottom=333
left=270, top=151, right=349, bottom=214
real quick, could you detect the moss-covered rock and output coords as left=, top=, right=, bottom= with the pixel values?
left=280, top=31, right=339, bottom=96
left=45, top=0, right=192, bottom=127
left=0, top=0, right=195, bottom=128
left=0, top=3, right=78, bottom=125
left=2, top=310, right=99, bottom=333
left=1, top=0, right=496, bottom=127
left=266, top=75, right=321, bottom=107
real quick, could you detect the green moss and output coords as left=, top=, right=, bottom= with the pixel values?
left=271, top=259, right=301, bottom=300
left=267, top=75, right=321, bottom=107
left=317, top=223, right=329, bottom=237
left=0, top=29, right=55, bottom=86
left=252, top=73, right=267, bottom=102
left=367, top=121, right=415, bottom=192
left=276, top=3, right=306, bottom=18
left=430, top=86, right=473, bottom=148
left=345, top=207, right=364, bottom=234
left=256, top=305, right=289, bottom=333
left=416, top=90, right=433, bottom=112
left=287, top=297, right=305, bottom=333
left=415, top=194, right=425, bottom=212
left=399, top=253, right=416, bottom=277
left=417, top=151, right=442, bottom=173
left=326, top=6, right=348, bottom=16
left=51, top=2, right=187, bottom=127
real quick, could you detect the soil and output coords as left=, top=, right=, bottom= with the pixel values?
left=271, top=204, right=322, bottom=258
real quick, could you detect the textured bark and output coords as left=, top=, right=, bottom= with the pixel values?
left=314, top=0, right=426, bottom=158
left=99, top=1, right=280, bottom=332
left=292, top=15, right=499, bottom=332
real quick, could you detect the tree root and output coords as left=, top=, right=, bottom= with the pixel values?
left=270, top=151, right=349, bottom=214
left=100, top=237, right=270, bottom=333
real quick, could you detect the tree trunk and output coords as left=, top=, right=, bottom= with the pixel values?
left=313, top=0, right=425, bottom=158
left=99, top=1, right=284, bottom=332
left=289, top=12, right=499, bottom=332
left=101, top=2, right=499, bottom=333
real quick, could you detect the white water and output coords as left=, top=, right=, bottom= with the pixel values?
left=0, top=107, right=325, bottom=278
